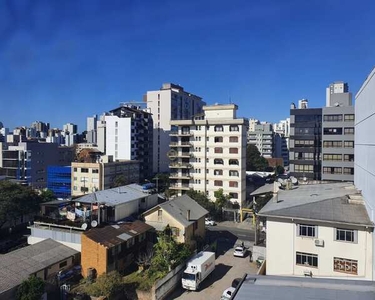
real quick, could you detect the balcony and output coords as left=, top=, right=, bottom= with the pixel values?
left=169, top=162, right=193, bottom=169
left=170, top=173, right=192, bottom=180
left=169, top=142, right=192, bottom=147
left=170, top=131, right=193, bottom=137
left=169, top=183, right=191, bottom=191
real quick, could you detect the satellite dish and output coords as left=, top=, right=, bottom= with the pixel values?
left=91, top=220, right=98, bottom=228
left=81, top=223, right=88, bottom=230
left=291, top=177, right=298, bottom=185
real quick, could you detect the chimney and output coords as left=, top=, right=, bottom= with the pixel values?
left=273, top=182, right=279, bottom=203
left=186, top=210, right=191, bottom=221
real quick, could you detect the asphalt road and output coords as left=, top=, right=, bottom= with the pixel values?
left=206, top=225, right=255, bottom=242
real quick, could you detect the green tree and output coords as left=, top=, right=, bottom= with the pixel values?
left=84, top=271, right=123, bottom=299
left=39, top=189, right=56, bottom=202
left=0, top=181, right=42, bottom=229
left=214, top=189, right=230, bottom=209
left=153, top=173, right=170, bottom=192
left=276, top=165, right=285, bottom=175
left=186, top=189, right=216, bottom=216
left=16, top=276, right=45, bottom=300
left=246, top=144, right=269, bottom=171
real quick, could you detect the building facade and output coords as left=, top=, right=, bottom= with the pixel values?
left=247, top=121, right=274, bottom=158
left=274, top=118, right=290, bottom=167
left=169, top=104, right=248, bottom=207
left=71, top=155, right=140, bottom=196
left=355, top=66, right=375, bottom=280
left=47, top=166, right=71, bottom=199
left=145, top=83, right=205, bottom=174
left=105, top=105, right=153, bottom=181
left=289, top=101, right=322, bottom=181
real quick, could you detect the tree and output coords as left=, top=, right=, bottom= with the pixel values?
left=246, top=144, right=269, bottom=171
left=153, top=173, right=170, bottom=192
left=276, top=165, right=285, bottom=175
left=39, top=189, right=56, bottom=203
left=16, top=276, right=45, bottom=300
left=0, top=181, right=42, bottom=229
left=112, top=175, right=128, bottom=187
left=84, top=271, right=123, bottom=299
left=186, top=189, right=216, bottom=215
left=214, top=189, right=230, bottom=209
left=136, top=247, right=154, bottom=271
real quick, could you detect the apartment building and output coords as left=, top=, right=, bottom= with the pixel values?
left=86, top=115, right=97, bottom=144
left=355, top=66, right=375, bottom=280
left=274, top=118, right=290, bottom=167
left=145, top=83, right=206, bottom=174
left=169, top=104, right=248, bottom=207
left=289, top=100, right=322, bottom=181
left=247, top=120, right=274, bottom=158
left=0, top=141, right=74, bottom=189
left=47, top=166, right=71, bottom=199
left=258, top=183, right=373, bottom=280
left=322, top=82, right=355, bottom=181
left=71, top=155, right=140, bottom=196
left=105, top=105, right=153, bottom=181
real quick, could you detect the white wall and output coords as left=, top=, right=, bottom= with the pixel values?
left=355, top=67, right=375, bottom=280
left=114, top=200, right=139, bottom=221
left=105, top=116, right=131, bottom=160
left=28, top=236, right=82, bottom=252
left=266, top=218, right=373, bottom=280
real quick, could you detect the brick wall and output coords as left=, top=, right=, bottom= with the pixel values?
left=81, top=234, right=108, bottom=277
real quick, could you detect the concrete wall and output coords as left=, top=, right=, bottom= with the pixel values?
left=266, top=217, right=373, bottom=280
left=355, top=67, right=375, bottom=280
left=114, top=200, right=139, bottom=221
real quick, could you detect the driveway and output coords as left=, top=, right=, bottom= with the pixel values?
left=169, top=240, right=258, bottom=300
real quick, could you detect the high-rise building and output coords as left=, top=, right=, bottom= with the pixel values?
left=322, top=82, right=354, bottom=181
left=96, top=116, right=106, bottom=153
left=31, top=121, right=50, bottom=137
left=104, top=105, right=153, bottom=181
left=289, top=100, right=322, bottom=181
left=354, top=66, right=375, bottom=279
left=63, top=123, right=78, bottom=135
left=247, top=121, right=274, bottom=158
left=47, top=166, right=72, bottom=199
left=86, top=115, right=98, bottom=144
left=274, top=118, right=290, bottom=166
left=169, top=104, right=248, bottom=208
left=145, top=83, right=206, bottom=174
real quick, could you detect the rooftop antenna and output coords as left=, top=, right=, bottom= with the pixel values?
left=229, top=96, right=232, bottom=104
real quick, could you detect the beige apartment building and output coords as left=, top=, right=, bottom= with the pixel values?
left=71, top=155, right=140, bottom=196
left=169, top=104, right=248, bottom=207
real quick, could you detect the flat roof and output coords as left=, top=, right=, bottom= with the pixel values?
left=234, top=275, right=375, bottom=300
left=258, top=183, right=373, bottom=227
left=0, top=239, right=78, bottom=294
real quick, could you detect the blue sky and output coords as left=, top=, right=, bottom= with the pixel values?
left=1, top=0, right=375, bottom=131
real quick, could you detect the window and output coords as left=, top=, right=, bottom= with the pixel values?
left=81, top=187, right=89, bottom=192
left=92, top=178, right=99, bottom=183
left=294, top=165, right=314, bottom=173
left=214, top=180, right=223, bottom=186
left=229, top=148, right=238, bottom=154
left=344, top=154, right=354, bottom=162
left=229, top=170, right=239, bottom=176
left=214, top=125, right=223, bottom=132
left=324, top=128, right=342, bottom=135
left=297, top=224, right=317, bottom=237
left=344, top=114, right=355, bottom=121
left=294, top=152, right=314, bottom=160
left=229, top=136, right=238, bottom=143
left=214, top=159, right=224, bottom=165
left=92, top=169, right=99, bottom=174
left=214, top=147, right=223, bottom=154
left=229, top=159, right=239, bottom=165
left=171, top=227, right=180, bottom=237
left=344, top=127, right=354, bottom=135
left=323, top=167, right=342, bottom=174
left=323, top=141, right=342, bottom=148
left=73, top=168, right=77, bottom=172
left=229, top=193, right=238, bottom=199
left=335, top=228, right=356, bottom=242
left=334, top=257, right=358, bottom=274
left=81, top=168, right=89, bottom=173
left=215, top=137, right=223, bottom=143
left=295, top=140, right=314, bottom=147
left=344, top=141, right=354, bottom=148
left=229, top=181, right=238, bottom=187
left=214, top=169, right=223, bottom=175
left=80, top=177, right=88, bottom=182
left=323, top=154, right=342, bottom=161
left=230, top=125, right=239, bottom=131
left=73, top=177, right=77, bottom=181
left=59, top=261, right=68, bottom=268
left=73, top=186, right=77, bottom=191
left=323, top=114, right=343, bottom=122
left=296, top=252, right=318, bottom=267
left=343, top=167, right=354, bottom=175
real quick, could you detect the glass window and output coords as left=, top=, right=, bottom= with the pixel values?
left=324, top=128, right=342, bottom=135
left=229, top=148, right=238, bottom=154
left=229, top=193, right=238, bottom=199
left=294, top=165, right=314, bottom=173
left=344, top=127, right=354, bottom=135
left=296, top=252, right=318, bottom=267
left=334, top=257, right=358, bottom=274
left=215, top=137, right=223, bottom=143
left=323, top=167, right=342, bottom=174
left=344, top=141, right=354, bottom=148
left=344, top=114, right=355, bottom=121
left=229, top=170, right=239, bottom=176
left=323, top=154, right=342, bottom=161
left=229, top=159, right=239, bottom=165
left=81, top=168, right=89, bottom=173
left=229, top=136, right=238, bottom=143
left=335, top=228, right=356, bottom=242
left=297, top=224, right=317, bottom=237
left=214, top=169, right=223, bottom=175
left=214, top=147, right=223, bottom=154
left=214, top=125, right=223, bottom=132
left=323, top=114, right=343, bottom=122
left=323, top=141, right=342, bottom=148
left=92, top=169, right=99, bottom=174
left=229, top=181, right=238, bottom=187
left=343, top=167, right=354, bottom=175
left=344, top=154, right=354, bottom=162
left=214, top=159, right=224, bottom=165
left=230, top=125, right=239, bottom=132
left=214, top=180, right=223, bottom=186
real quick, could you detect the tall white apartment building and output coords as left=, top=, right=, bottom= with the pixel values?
left=326, top=81, right=351, bottom=107
left=169, top=104, right=248, bottom=207
left=145, top=83, right=206, bottom=174
left=274, top=118, right=290, bottom=166
left=86, top=115, right=98, bottom=144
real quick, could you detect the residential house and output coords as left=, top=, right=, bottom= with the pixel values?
left=143, top=195, right=208, bottom=249
left=258, top=182, right=373, bottom=280
left=81, top=220, right=153, bottom=277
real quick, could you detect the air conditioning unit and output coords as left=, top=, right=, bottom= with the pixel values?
left=315, top=239, right=324, bottom=247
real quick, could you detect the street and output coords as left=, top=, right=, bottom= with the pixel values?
left=206, top=225, right=255, bottom=242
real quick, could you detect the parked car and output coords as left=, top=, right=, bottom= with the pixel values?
left=231, top=278, right=242, bottom=288
left=221, top=287, right=236, bottom=300
left=205, top=218, right=216, bottom=226
left=233, top=246, right=246, bottom=257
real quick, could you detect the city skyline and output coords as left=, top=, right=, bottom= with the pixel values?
left=1, top=1, right=375, bottom=130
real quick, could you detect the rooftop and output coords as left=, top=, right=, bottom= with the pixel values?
left=233, top=275, right=375, bottom=300
left=0, top=239, right=78, bottom=294
left=258, top=183, right=373, bottom=227
left=83, top=220, right=153, bottom=248
left=145, top=195, right=208, bottom=227
left=76, top=184, right=147, bottom=206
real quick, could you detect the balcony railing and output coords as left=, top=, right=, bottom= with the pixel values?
left=169, top=162, right=193, bottom=168
left=169, top=183, right=191, bottom=190
left=170, top=131, right=193, bottom=137
left=170, top=173, right=192, bottom=179
left=169, top=142, right=192, bottom=147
